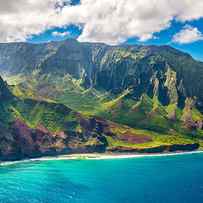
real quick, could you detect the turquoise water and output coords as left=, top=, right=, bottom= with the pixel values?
left=0, top=153, right=203, bottom=203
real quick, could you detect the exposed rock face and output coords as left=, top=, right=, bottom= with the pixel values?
left=1, top=114, right=151, bottom=160
left=0, top=117, right=108, bottom=161
left=1, top=114, right=199, bottom=161
left=0, top=40, right=203, bottom=110
left=181, top=98, right=203, bottom=130
left=164, top=67, right=178, bottom=104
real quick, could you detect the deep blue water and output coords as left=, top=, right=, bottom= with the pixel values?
left=0, top=153, right=203, bottom=203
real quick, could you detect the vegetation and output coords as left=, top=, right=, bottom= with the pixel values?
left=5, top=72, right=203, bottom=145
left=0, top=40, right=203, bottom=160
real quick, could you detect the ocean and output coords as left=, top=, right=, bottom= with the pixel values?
left=0, top=152, right=203, bottom=203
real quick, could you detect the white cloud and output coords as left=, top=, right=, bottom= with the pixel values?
left=52, top=31, right=70, bottom=37
left=173, top=25, right=203, bottom=44
left=0, top=0, right=203, bottom=44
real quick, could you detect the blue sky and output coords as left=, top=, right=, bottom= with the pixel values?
left=126, top=19, right=203, bottom=61
left=1, top=0, right=203, bottom=61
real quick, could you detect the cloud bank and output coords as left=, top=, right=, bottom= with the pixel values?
left=172, top=25, right=203, bottom=44
left=0, top=0, right=203, bottom=44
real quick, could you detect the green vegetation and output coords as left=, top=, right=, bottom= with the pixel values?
left=5, top=72, right=203, bottom=146
left=97, top=94, right=174, bottom=133
left=0, top=41, right=203, bottom=159
left=10, top=99, right=79, bottom=132
left=106, top=135, right=196, bottom=149
left=8, top=73, right=111, bottom=115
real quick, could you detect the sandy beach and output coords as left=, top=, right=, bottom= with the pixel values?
left=1, top=150, right=203, bottom=166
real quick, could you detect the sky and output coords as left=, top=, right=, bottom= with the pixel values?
left=0, top=0, right=203, bottom=61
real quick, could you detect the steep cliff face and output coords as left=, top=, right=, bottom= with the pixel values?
left=88, top=45, right=203, bottom=110
left=1, top=41, right=203, bottom=134
left=181, top=98, right=203, bottom=130
left=0, top=40, right=203, bottom=111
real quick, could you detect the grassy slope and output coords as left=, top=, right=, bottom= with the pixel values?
left=98, top=94, right=173, bottom=132
left=11, top=99, right=79, bottom=132
left=0, top=96, right=79, bottom=135
left=4, top=74, right=203, bottom=149
left=4, top=97, right=197, bottom=150
left=7, top=73, right=110, bottom=115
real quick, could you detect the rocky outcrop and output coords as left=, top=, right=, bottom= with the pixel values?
left=181, top=98, right=203, bottom=130
left=164, top=67, right=178, bottom=104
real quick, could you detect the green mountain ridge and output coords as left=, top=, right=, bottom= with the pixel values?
left=0, top=40, right=203, bottom=160
left=1, top=40, right=203, bottom=110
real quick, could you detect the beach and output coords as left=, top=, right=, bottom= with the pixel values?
left=1, top=150, right=203, bottom=166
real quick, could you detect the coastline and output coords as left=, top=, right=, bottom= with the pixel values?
left=1, top=150, right=203, bottom=166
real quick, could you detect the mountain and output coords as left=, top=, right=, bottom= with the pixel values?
left=0, top=40, right=203, bottom=160
left=1, top=39, right=203, bottom=110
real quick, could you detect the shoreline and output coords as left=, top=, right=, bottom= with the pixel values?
left=1, top=150, right=203, bottom=166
